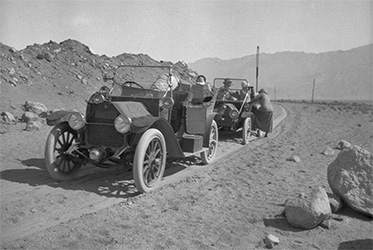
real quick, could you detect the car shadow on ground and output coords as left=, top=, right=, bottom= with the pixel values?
left=0, top=156, right=199, bottom=199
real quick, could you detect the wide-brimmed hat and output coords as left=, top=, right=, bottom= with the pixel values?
left=223, top=78, right=232, bottom=84
left=259, top=88, right=268, bottom=94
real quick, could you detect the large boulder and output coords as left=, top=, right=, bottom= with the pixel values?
left=327, top=145, right=373, bottom=216
left=285, top=187, right=331, bottom=229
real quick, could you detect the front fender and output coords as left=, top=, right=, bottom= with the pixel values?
left=132, top=116, right=184, bottom=158
left=46, top=110, right=79, bottom=126
left=203, top=112, right=219, bottom=147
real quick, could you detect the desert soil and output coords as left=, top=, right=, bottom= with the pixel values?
left=0, top=101, right=372, bottom=250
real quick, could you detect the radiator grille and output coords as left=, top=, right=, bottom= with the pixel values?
left=86, top=124, right=123, bottom=147
left=85, top=103, right=123, bottom=147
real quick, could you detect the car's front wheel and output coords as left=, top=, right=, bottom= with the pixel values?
left=133, top=129, right=166, bottom=193
left=242, top=117, right=252, bottom=145
left=45, top=122, right=84, bottom=181
left=201, top=120, right=218, bottom=164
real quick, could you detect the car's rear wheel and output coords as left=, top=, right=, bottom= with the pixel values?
left=242, top=117, right=252, bottom=145
left=133, top=129, right=166, bottom=193
left=45, top=122, right=84, bottom=181
left=201, top=120, right=218, bottom=164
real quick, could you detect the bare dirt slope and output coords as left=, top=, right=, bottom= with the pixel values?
left=1, top=101, right=372, bottom=250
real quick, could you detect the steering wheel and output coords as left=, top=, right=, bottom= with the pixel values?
left=122, top=81, right=144, bottom=89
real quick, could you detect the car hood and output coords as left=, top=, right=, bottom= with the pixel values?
left=112, top=101, right=159, bottom=133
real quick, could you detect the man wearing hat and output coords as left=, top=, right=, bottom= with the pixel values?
left=249, top=88, right=273, bottom=137
left=217, top=78, right=237, bottom=101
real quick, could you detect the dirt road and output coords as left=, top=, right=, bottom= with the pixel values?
left=0, top=105, right=284, bottom=244
left=1, top=102, right=372, bottom=250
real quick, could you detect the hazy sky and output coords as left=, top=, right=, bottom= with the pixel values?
left=1, top=0, right=371, bottom=63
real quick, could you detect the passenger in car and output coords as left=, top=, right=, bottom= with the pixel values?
left=151, top=73, right=179, bottom=92
left=196, top=75, right=213, bottom=98
left=249, top=88, right=273, bottom=137
left=196, top=75, right=213, bottom=97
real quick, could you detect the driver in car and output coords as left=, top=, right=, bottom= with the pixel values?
left=217, top=78, right=237, bottom=101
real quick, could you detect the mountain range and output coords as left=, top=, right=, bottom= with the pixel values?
left=189, top=44, right=372, bottom=102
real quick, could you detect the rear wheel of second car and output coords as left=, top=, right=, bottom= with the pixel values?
left=133, top=129, right=166, bottom=193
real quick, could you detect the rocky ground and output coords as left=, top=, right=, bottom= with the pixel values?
left=1, top=40, right=372, bottom=249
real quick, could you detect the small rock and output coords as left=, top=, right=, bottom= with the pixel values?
left=25, top=120, right=42, bottom=131
left=36, top=53, right=44, bottom=60
left=9, top=68, right=15, bottom=75
left=20, top=54, right=27, bottom=61
left=22, top=111, right=40, bottom=123
left=263, top=234, right=279, bottom=249
left=322, top=147, right=335, bottom=156
left=53, top=48, right=61, bottom=54
left=335, top=140, right=351, bottom=150
left=30, top=208, right=38, bottom=213
left=81, top=78, right=88, bottom=85
left=287, top=155, right=300, bottom=162
left=9, top=80, right=17, bottom=87
left=9, top=47, right=17, bottom=53
left=43, top=52, right=54, bottom=62
left=328, top=193, right=343, bottom=213
left=319, top=219, right=331, bottom=229
left=24, top=101, right=48, bottom=115
left=331, top=214, right=344, bottom=221
left=1, top=111, right=16, bottom=123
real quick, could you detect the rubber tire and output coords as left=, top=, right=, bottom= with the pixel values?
left=201, top=120, right=218, bottom=165
left=242, top=117, right=252, bottom=145
left=45, top=122, right=83, bottom=181
left=133, top=129, right=166, bottom=193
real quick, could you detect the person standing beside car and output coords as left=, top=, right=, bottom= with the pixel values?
left=249, top=88, right=273, bottom=137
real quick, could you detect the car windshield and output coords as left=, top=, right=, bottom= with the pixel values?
left=107, top=65, right=180, bottom=97
left=213, top=78, right=249, bottom=91
left=112, top=65, right=171, bottom=89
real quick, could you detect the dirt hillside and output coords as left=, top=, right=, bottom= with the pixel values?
left=0, top=39, right=196, bottom=119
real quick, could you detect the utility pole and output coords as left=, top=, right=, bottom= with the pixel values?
left=256, top=46, right=259, bottom=92
left=311, top=79, right=315, bottom=103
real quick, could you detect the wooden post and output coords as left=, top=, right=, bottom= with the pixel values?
left=311, top=79, right=315, bottom=103
left=256, top=46, right=259, bottom=92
